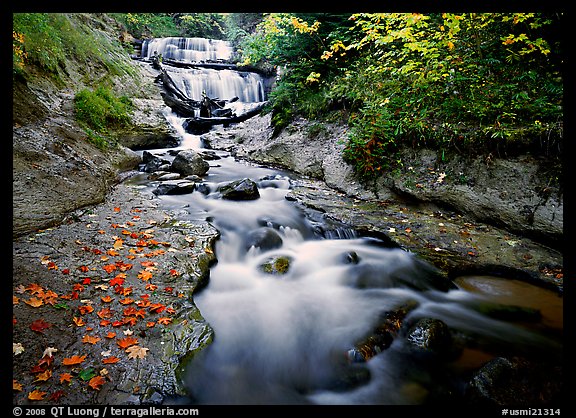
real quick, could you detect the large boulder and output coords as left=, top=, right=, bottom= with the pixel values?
left=170, top=149, right=210, bottom=176
left=218, top=178, right=260, bottom=200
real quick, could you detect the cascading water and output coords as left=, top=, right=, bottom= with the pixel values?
left=141, top=36, right=267, bottom=119
left=131, top=37, right=562, bottom=406
left=166, top=66, right=265, bottom=103
left=142, top=37, right=234, bottom=62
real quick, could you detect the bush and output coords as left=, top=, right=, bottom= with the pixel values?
left=74, top=85, right=133, bottom=148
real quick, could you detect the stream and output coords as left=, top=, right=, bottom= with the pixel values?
left=126, top=37, right=563, bottom=405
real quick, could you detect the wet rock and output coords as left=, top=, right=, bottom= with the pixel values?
left=142, top=151, right=170, bottom=173
left=464, top=356, right=562, bottom=406
left=405, top=317, right=456, bottom=359
left=258, top=255, right=293, bottom=276
left=245, top=227, right=283, bottom=252
left=152, top=181, right=196, bottom=195
left=171, top=149, right=210, bottom=176
left=219, top=178, right=260, bottom=200
left=342, top=251, right=360, bottom=264
left=348, top=301, right=419, bottom=363
left=156, top=173, right=182, bottom=181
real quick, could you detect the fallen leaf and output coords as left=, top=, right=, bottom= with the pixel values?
left=78, top=305, right=94, bottom=315
left=119, top=297, right=134, bottom=305
left=137, top=270, right=153, bottom=281
left=73, top=316, right=86, bottom=327
left=113, top=239, right=124, bottom=250
left=157, top=317, right=173, bottom=325
left=105, top=332, right=116, bottom=339
left=30, top=319, right=53, bottom=333
left=117, top=336, right=138, bottom=349
left=59, top=373, right=73, bottom=384
left=13, top=379, right=23, bottom=391
left=102, top=356, right=120, bottom=364
left=34, top=369, right=52, bottom=382
left=24, top=297, right=44, bottom=308
left=48, top=390, right=65, bottom=402
left=101, top=295, right=113, bottom=303
left=42, top=347, right=58, bottom=358
left=13, top=343, right=25, bottom=356
left=28, top=389, right=47, bottom=401
left=13, top=295, right=20, bottom=305
left=88, top=375, right=106, bottom=390
left=126, top=345, right=149, bottom=360
left=149, top=303, right=166, bottom=314
left=97, top=307, right=114, bottom=319
left=62, top=354, right=87, bottom=366
left=82, top=335, right=101, bottom=345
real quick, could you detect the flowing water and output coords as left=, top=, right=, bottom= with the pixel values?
left=131, top=38, right=563, bottom=405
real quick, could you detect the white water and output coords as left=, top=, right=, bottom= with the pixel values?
left=166, top=66, right=265, bottom=102
left=133, top=116, right=562, bottom=405
left=142, top=37, right=233, bottom=62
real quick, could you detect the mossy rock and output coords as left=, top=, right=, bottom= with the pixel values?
left=258, top=255, right=293, bottom=276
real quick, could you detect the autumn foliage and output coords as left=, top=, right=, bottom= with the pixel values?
left=13, top=204, right=185, bottom=403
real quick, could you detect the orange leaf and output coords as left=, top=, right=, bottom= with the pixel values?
left=82, top=335, right=101, bottom=345
left=117, top=336, right=138, bottom=349
left=107, top=249, right=119, bottom=256
left=100, top=320, right=112, bottom=327
left=101, top=295, right=113, bottom=303
left=59, top=373, right=73, bottom=384
left=24, top=297, right=44, bottom=307
left=119, top=297, right=134, bottom=305
left=28, top=389, right=47, bottom=401
left=105, top=332, right=116, bottom=339
left=13, top=379, right=23, bottom=391
left=34, top=369, right=52, bottom=382
left=145, top=284, right=158, bottom=291
left=62, top=354, right=87, bottom=366
left=123, top=317, right=137, bottom=326
left=146, top=321, right=156, bottom=328
left=137, top=270, right=153, bottom=281
left=157, top=317, right=173, bottom=325
left=73, top=316, right=86, bottom=327
left=113, top=207, right=121, bottom=212
left=97, top=307, right=114, bottom=319
left=78, top=305, right=94, bottom=315
left=113, top=239, right=124, bottom=250
left=89, top=375, right=107, bottom=390
left=149, top=303, right=166, bottom=314
left=102, top=356, right=120, bottom=364
left=103, top=264, right=117, bottom=273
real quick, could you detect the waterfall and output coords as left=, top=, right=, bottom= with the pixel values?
left=168, top=67, right=265, bottom=102
left=141, top=37, right=233, bottom=62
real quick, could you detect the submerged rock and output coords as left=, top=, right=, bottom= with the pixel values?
left=258, top=255, right=293, bottom=276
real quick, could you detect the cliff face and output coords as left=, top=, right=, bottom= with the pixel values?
left=12, top=14, right=175, bottom=237
left=201, top=113, right=563, bottom=250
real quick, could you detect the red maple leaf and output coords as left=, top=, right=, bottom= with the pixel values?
left=30, top=319, right=53, bottom=333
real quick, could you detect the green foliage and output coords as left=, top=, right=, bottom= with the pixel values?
left=111, top=13, right=180, bottom=38
left=111, top=13, right=227, bottom=39
left=242, top=12, right=562, bottom=183
left=12, top=13, right=137, bottom=83
left=74, top=85, right=133, bottom=149
left=13, top=14, right=67, bottom=77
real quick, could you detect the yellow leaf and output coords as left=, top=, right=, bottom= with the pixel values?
left=13, top=379, right=23, bottom=391
left=28, top=389, right=47, bottom=400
